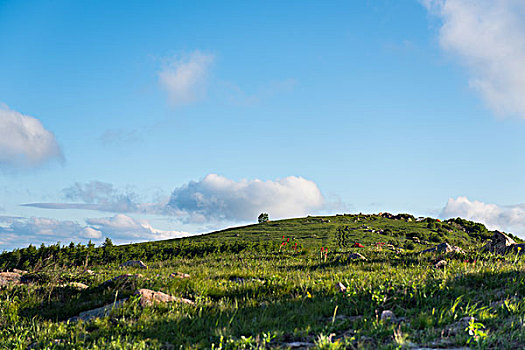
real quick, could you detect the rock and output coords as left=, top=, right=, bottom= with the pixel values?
left=170, top=272, right=190, bottom=279
left=442, top=316, right=475, bottom=337
left=135, top=288, right=194, bottom=307
left=508, top=243, right=525, bottom=254
left=120, top=260, right=148, bottom=269
left=348, top=253, right=367, bottom=261
left=434, top=260, right=447, bottom=269
left=0, top=271, right=21, bottom=286
left=101, top=274, right=143, bottom=287
left=83, top=269, right=95, bottom=275
left=482, top=231, right=515, bottom=254
left=335, top=282, right=347, bottom=293
left=450, top=246, right=465, bottom=254
left=61, top=282, right=89, bottom=290
left=420, top=242, right=453, bottom=254
left=68, top=299, right=127, bottom=322
left=12, top=269, right=28, bottom=275
left=380, top=310, right=396, bottom=322
left=283, top=342, right=315, bottom=349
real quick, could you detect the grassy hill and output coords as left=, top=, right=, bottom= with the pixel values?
left=1, top=213, right=525, bottom=349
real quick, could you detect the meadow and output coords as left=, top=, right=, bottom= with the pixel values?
left=1, top=213, right=525, bottom=349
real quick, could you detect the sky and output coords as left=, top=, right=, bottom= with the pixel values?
left=2, top=0, right=525, bottom=250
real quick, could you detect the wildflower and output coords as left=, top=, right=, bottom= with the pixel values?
left=287, top=238, right=290, bottom=242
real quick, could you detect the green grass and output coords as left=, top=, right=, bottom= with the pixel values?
left=1, top=213, right=525, bottom=349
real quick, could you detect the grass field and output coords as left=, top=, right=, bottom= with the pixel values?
left=2, top=214, right=525, bottom=349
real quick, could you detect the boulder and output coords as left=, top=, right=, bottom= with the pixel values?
left=483, top=231, right=516, bottom=255
left=434, top=260, right=447, bottom=269
left=60, top=282, right=89, bottom=290
left=135, top=288, right=194, bottom=307
left=0, top=271, right=21, bottom=286
left=507, top=243, right=525, bottom=255
left=380, top=310, right=396, bottom=322
left=120, top=260, right=148, bottom=269
left=335, top=282, right=347, bottom=293
left=348, top=253, right=367, bottom=261
left=68, top=299, right=127, bottom=322
left=420, top=242, right=463, bottom=254
left=170, top=272, right=190, bottom=279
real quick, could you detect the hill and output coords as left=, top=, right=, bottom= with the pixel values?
left=2, top=212, right=515, bottom=271
left=1, top=213, right=525, bottom=349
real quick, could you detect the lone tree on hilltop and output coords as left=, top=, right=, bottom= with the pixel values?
left=258, top=213, right=269, bottom=223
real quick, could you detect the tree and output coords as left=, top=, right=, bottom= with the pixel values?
left=258, top=213, right=269, bottom=223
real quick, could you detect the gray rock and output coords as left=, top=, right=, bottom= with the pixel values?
left=283, top=342, right=315, bottom=349
left=120, top=260, right=148, bottom=269
left=335, top=282, right=347, bottom=293
left=68, top=299, right=127, bottom=322
left=482, top=231, right=515, bottom=254
left=348, top=253, right=367, bottom=261
left=380, top=310, right=396, bottom=322
left=420, top=242, right=452, bottom=254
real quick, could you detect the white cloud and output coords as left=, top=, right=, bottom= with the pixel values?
left=0, top=216, right=100, bottom=249
left=441, top=196, right=525, bottom=236
left=86, top=214, right=186, bottom=243
left=0, top=214, right=186, bottom=250
left=80, top=227, right=102, bottom=239
left=423, top=0, right=525, bottom=118
left=23, top=181, right=163, bottom=214
left=158, top=51, right=214, bottom=106
left=0, top=104, right=63, bottom=169
left=167, top=174, right=325, bottom=223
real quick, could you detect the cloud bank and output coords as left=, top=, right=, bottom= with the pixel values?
left=158, top=51, right=214, bottom=106
left=0, top=104, right=62, bottom=169
left=423, top=0, right=525, bottom=118
left=0, top=216, right=101, bottom=249
left=167, top=174, right=325, bottom=223
left=86, top=214, right=186, bottom=242
left=0, top=214, right=186, bottom=250
left=441, top=196, right=525, bottom=236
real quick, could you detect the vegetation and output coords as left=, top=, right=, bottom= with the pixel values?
left=258, top=213, right=270, bottom=224
left=1, top=213, right=525, bottom=349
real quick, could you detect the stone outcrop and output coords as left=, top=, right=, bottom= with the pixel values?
left=482, top=231, right=517, bottom=255
left=135, top=288, right=194, bottom=306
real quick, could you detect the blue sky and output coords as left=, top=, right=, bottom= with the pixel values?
left=2, top=0, right=525, bottom=250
